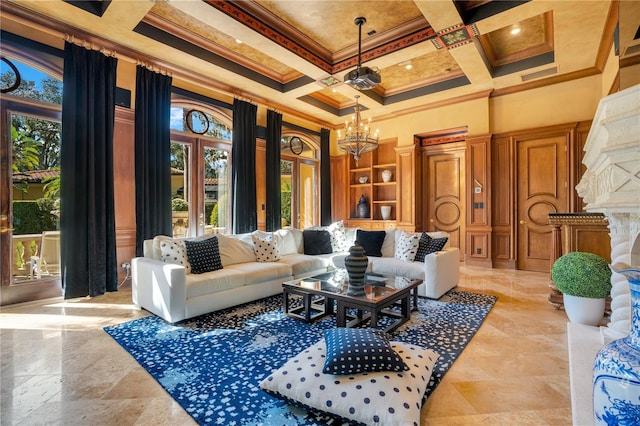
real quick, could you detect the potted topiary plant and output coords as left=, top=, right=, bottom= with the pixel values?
left=551, top=251, right=612, bottom=326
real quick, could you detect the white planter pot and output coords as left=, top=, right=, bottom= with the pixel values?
left=563, top=293, right=605, bottom=326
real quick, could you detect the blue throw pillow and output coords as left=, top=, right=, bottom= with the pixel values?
left=414, top=233, right=448, bottom=262
left=322, top=328, right=408, bottom=375
left=303, top=229, right=333, bottom=255
left=355, top=229, right=386, bottom=257
left=184, top=236, right=223, bottom=274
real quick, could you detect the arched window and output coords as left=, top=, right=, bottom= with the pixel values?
left=280, top=133, right=319, bottom=228
left=169, top=102, right=233, bottom=237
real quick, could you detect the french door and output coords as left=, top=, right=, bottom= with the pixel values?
left=1, top=100, right=63, bottom=305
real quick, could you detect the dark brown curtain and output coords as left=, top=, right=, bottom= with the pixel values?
left=60, top=42, right=118, bottom=298
left=134, top=66, right=173, bottom=256
left=231, top=99, right=257, bottom=233
left=265, top=110, right=282, bottom=231
left=320, top=128, right=332, bottom=226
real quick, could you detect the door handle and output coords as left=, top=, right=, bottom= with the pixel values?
left=519, top=220, right=527, bottom=225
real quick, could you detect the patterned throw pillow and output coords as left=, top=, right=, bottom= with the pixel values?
left=252, top=234, right=282, bottom=262
left=184, top=236, right=223, bottom=274
left=322, top=328, right=408, bottom=375
left=394, top=231, right=420, bottom=262
left=414, top=233, right=449, bottom=263
left=159, top=238, right=191, bottom=274
left=328, top=220, right=349, bottom=252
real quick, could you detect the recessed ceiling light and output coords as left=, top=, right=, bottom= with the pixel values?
left=511, top=27, right=521, bottom=35
left=398, top=60, right=412, bottom=70
left=235, top=39, right=243, bottom=44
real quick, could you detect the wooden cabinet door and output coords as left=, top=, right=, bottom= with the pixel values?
left=517, top=136, right=568, bottom=271
left=426, top=149, right=465, bottom=259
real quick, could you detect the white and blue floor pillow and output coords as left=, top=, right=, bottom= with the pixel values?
left=260, top=338, right=439, bottom=426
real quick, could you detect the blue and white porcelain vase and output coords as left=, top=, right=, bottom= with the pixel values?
left=356, top=194, right=369, bottom=218
left=345, top=244, right=368, bottom=296
left=593, top=264, right=640, bottom=424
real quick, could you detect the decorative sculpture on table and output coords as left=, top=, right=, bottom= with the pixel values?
left=344, top=244, right=368, bottom=296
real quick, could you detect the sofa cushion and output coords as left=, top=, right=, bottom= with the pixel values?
left=216, top=234, right=257, bottom=266
left=184, top=236, right=223, bottom=274
left=275, top=228, right=298, bottom=255
left=414, top=233, right=449, bottom=263
left=370, top=257, right=425, bottom=281
left=381, top=229, right=396, bottom=258
left=303, top=229, right=333, bottom=255
left=185, top=268, right=246, bottom=298
left=252, top=234, right=282, bottom=262
left=323, top=328, right=408, bottom=375
left=394, top=231, right=420, bottom=262
left=225, top=261, right=292, bottom=285
left=278, top=254, right=332, bottom=277
left=356, top=229, right=386, bottom=257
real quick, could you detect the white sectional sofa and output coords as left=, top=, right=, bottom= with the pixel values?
left=132, top=225, right=460, bottom=323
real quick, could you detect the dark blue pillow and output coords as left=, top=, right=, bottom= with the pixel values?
left=322, top=328, right=408, bottom=375
left=414, top=233, right=448, bottom=262
left=303, top=229, right=333, bottom=255
left=355, top=229, right=386, bottom=257
left=184, top=236, right=223, bottom=274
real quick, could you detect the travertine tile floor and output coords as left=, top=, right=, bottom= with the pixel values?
left=1, top=265, right=573, bottom=425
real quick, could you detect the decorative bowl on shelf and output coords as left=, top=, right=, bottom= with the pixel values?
left=358, top=176, right=368, bottom=184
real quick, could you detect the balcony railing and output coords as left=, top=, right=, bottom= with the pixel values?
left=12, top=231, right=61, bottom=281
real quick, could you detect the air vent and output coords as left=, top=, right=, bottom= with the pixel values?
left=623, top=44, right=640, bottom=57
left=521, top=66, right=557, bottom=82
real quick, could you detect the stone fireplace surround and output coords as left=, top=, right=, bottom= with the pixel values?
left=569, top=83, right=640, bottom=425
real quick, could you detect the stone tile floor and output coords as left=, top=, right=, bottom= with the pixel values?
left=0, top=265, right=572, bottom=425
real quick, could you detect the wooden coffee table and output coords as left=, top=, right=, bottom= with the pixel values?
left=282, top=270, right=422, bottom=333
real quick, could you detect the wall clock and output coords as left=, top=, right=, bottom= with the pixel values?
left=186, top=109, right=209, bottom=135
left=289, top=136, right=303, bottom=155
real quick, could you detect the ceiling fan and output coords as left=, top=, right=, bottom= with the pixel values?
left=343, top=17, right=381, bottom=90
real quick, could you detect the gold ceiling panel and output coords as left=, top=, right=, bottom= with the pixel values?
left=380, top=50, right=462, bottom=90
left=151, top=2, right=296, bottom=76
left=258, top=1, right=425, bottom=53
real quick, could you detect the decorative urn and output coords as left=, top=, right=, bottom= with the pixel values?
left=356, top=194, right=369, bottom=218
left=344, top=244, right=368, bottom=296
left=593, top=264, right=640, bottom=424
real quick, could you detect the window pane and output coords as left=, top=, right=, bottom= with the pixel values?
left=170, top=142, right=190, bottom=238
left=299, top=163, right=315, bottom=229
left=281, top=160, right=293, bottom=227
left=204, top=147, right=229, bottom=234
left=1, top=58, right=62, bottom=105
left=11, top=114, right=61, bottom=282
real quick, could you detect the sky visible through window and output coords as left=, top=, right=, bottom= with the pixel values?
left=1, top=58, right=50, bottom=90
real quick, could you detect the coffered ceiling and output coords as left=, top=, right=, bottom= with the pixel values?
left=0, top=0, right=631, bottom=129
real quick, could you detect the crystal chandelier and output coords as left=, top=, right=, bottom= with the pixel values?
left=337, top=95, right=379, bottom=166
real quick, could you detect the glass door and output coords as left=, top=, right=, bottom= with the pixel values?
left=280, top=135, right=319, bottom=229
left=1, top=108, right=63, bottom=305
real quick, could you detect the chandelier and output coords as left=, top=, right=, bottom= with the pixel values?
left=337, top=95, right=379, bottom=166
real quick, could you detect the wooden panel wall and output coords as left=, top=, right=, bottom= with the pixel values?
left=465, top=135, right=492, bottom=267
left=113, top=106, right=136, bottom=283
left=491, top=135, right=515, bottom=268
left=396, top=145, right=417, bottom=231
left=331, top=155, right=348, bottom=222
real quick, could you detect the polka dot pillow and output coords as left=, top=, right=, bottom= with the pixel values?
left=184, top=236, right=223, bottom=274
left=323, top=328, right=408, bottom=375
left=394, top=231, right=420, bottom=262
left=159, top=238, right=191, bottom=274
left=414, top=233, right=449, bottom=262
left=328, top=220, right=349, bottom=252
left=260, top=339, right=439, bottom=426
left=252, top=234, right=282, bottom=262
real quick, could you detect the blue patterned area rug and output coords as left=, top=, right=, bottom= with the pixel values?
left=104, top=290, right=496, bottom=425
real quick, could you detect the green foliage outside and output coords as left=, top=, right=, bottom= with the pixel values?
left=171, top=197, right=189, bottom=211
left=210, top=193, right=228, bottom=228
left=551, top=252, right=612, bottom=298
left=281, top=190, right=292, bottom=227
left=205, top=202, right=215, bottom=226
left=12, top=199, right=58, bottom=235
